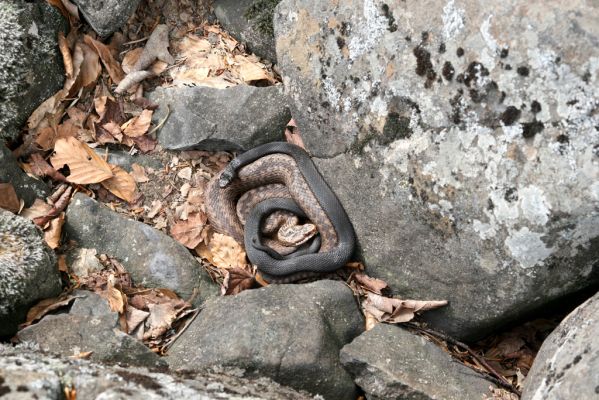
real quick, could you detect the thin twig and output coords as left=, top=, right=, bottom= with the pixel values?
left=406, top=323, right=521, bottom=396
left=148, top=104, right=170, bottom=135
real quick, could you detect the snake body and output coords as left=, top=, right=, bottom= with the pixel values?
left=205, top=142, right=355, bottom=278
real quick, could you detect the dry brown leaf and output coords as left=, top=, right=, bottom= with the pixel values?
left=58, top=31, right=73, bottom=77
left=223, top=266, right=255, bottom=295
left=101, top=121, right=123, bottom=142
left=122, top=48, right=143, bottom=74
left=27, top=89, right=67, bottom=131
left=143, top=302, right=180, bottom=340
left=50, top=137, right=114, bottom=184
left=122, top=109, right=153, bottom=137
left=22, top=294, right=80, bottom=328
left=363, top=293, right=448, bottom=324
left=44, top=212, right=65, bottom=249
left=28, top=153, right=68, bottom=182
left=131, top=163, right=149, bottom=183
left=78, top=41, right=102, bottom=88
left=170, top=212, right=208, bottom=249
left=103, top=274, right=126, bottom=313
left=21, top=199, right=53, bottom=220
left=196, top=232, right=246, bottom=269
left=364, top=310, right=379, bottom=331
left=100, top=165, right=137, bottom=203
left=353, top=273, right=388, bottom=295
left=0, top=183, right=20, bottom=213
left=83, top=35, right=124, bottom=83
left=125, top=306, right=150, bottom=335
left=57, top=254, right=68, bottom=272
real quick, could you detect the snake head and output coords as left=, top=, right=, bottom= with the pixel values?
left=218, top=159, right=241, bottom=188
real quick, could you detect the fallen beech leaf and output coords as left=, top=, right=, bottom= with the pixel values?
left=44, top=212, right=65, bottom=249
left=353, top=273, right=388, bottom=295
left=100, top=165, right=137, bottom=202
left=143, top=302, right=180, bottom=340
left=27, top=89, right=67, bottom=131
left=363, top=293, right=448, bottom=324
left=21, top=199, right=53, bottom=221
left=122, top=109, right=153, bottom=137
left=223, top=267, right=255, bottom=295
left=50, top=137, right=114, bottom=184
left=131, top=163, right=149, bottom=183
left=0, top=183, right=20, bottom=213
left=28, top=153, right=68, bottom=182
left=22, top=294, right=80, bottom=328
left=170, top=212, right=208, bottom=249
left=83, top=35, right=124, bottom=83
left=102, top=274, right=125, bottom=313
left=196, top=232, right=246, bottom=269
left=78, top=42, right=102, bottom=88
left=126, top=306, right=150, bottom=335
left=101, top=121, right=123, bottom=142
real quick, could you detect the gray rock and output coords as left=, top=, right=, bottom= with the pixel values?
left=0, top=144, right=49, bottom=206
left=0, top=344, right=315, bottom=399
left=0, top=1, right=66, bottom=143
left=340, top=324, right=495, bottom=400
left=150, top=85, right=291, bottom=151
left=0, top=210, right=61, bottom=338
left=64, top=193, right=218, bottom=305
left=275, top=0, right=599, bottom=339
left=522, top=290, right=599, bottom=400
left=17, top=290, right=166, bottom=368
left=167, top=280, right=363, bottom=399
left=214, top=0, right=279, bottom=62
left=73, top=0, right=140, bottom=37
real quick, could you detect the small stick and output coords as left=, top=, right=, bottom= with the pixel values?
left=406, top=323, right=521, bottom=396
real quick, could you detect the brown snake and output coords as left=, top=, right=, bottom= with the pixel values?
left=204, top=142, right=355, bottom=282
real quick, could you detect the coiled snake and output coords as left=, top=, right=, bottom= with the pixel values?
left=205, top=142, right=355, bottom=280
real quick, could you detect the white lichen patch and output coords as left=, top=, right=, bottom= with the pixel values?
left=473, top=219, right=496, bottom=240
left=442, top=0, right=465, bottom=40
left=347, top=0, right=388, bottom=61
left=480, top=14, right=499, bottom=53
left=505, top=227, right=553, bottom=268
left=519, top=186, right=551, bottom=226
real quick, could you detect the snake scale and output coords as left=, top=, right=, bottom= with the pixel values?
left=205, top=142, right=355, bottom=281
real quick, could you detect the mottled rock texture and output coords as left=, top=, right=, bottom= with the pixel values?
left=522, top=290, right=599, bottom=400
left=150, top=85, right=291, bottom=151
left=0, top=210, right=61, bottom=337
left=214, top=0, right=279, bottom=62
left=73, top=0, right=140, bottom=37
left=0, top=344, right=314, bottom=400
left=275, top=0, right=599, bottom=339
left=64, top=193, right=218, bottom=305
left=340, top=324, right=495, bottom=400
left=167, top=280, right=363, bottom=399
left=17, top=290, right=166, bottom=368
left=0, top=1, right=66, bottom=142
left=0, top=144, right=49, bottom=206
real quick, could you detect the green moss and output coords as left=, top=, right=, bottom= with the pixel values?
left=244, top=0, right=282, bottom=37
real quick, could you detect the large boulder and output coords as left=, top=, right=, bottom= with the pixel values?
left=0, top=144, right=49, bottom=206
left=214, top=0, right=279, bottom=63
left=522, top=290, right=599, bottom=400
left=73, top=0, right=140, bottom=37
left=275, top=0, right=599, bottom=339
left=0, top=210, right=61, bottom=338
left=64, top=193, right=219, bottom=305
left=150, top=85, right=291, bottom=151
left=340, top=324, right=496, bottom=400
left=0, top=344, right=314, bottom=400
left=167, top=280, right=364, bottom=399
left=0, top=1, right=66, bottom=142
left=17, top=290, right=166, bottom=368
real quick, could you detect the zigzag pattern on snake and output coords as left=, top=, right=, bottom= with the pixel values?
left=204, top=142, right=356, bottom=281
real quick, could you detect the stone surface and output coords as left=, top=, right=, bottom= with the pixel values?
left=64, top=193, right=218, bottom=305
left=17, top=290, right=166, bottom=368
left=0, top=144, right=49, bottom=206
left=0, top=344, right=315, bottom=400
left=0, top=210, right=61, bottom=338
left=522, top=290, right=599, bottom=400
left=73, top=0, right=140, bottom=37
left=275, top=0, right=599, bottom=339
left=214, top=0, right=278, bottom=62
left=340, top=324, right=495, bottom=400
left=150, top=85, right=291, bottom=151
left=167, top=280, right=363, bottom=399
left=0, top=1, right=66, bottom=142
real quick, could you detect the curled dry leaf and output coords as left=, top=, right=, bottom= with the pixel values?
left=125, top=306, right=150, bottom=335
left=143, top=302, right=180, bottom=340
left=27, top=153, right=67, bottom=182
left=102, top=274, right=126, bottom=314
left=353, top=273, right=388, bottom=295
left=22, top=294, right=81, bottom=328
left=44, top=212, right=65, bottom=249
left=196, top=231, right=247, bottom=269
left=170, top=212, right=208, bottom=249
left=0, top=183, right=20, bottom=213
left=223, top=266, right=255, bottom=295
left=83, top=35, right=124, bottom=83
left=100, top=164, right=137, bottom=203
left=131, top=163, right=149, bottom=183
left=27, top=89, right=67, bottom=131
left=21, top=199, right=53, bottom=221
left=50, top=137, right=114, bottom=184
left=363, top=293, right=448, bottom=324
left=122, top=109, right=153, bottom=137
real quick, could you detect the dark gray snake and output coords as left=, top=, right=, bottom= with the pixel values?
left=204, top=142, right=355, bottom=279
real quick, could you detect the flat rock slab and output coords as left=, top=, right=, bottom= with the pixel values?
left=214, top=0, right=277, bottom=62
left=0, top=344, right=314, bottom=400
left=167, top=280, right=364, bottom=399
left=150, top=85, right=290, bottom=151
left=276, top=0, right=599, bottom=339
left=17, top=290, right=165, bottom=368
left=340, top=324, right=495, bottom=400
left=0, top=144, right=49, bottom=206
left=64, top=193, right=218, bottom=304
left=522, top=290, right=599, bottom=400
left=0, top=210, right=60, bottom=338
left=73, top=0, right=140, bottom=37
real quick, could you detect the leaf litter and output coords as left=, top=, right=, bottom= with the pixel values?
left=0, top=1, right=554, bottom=397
